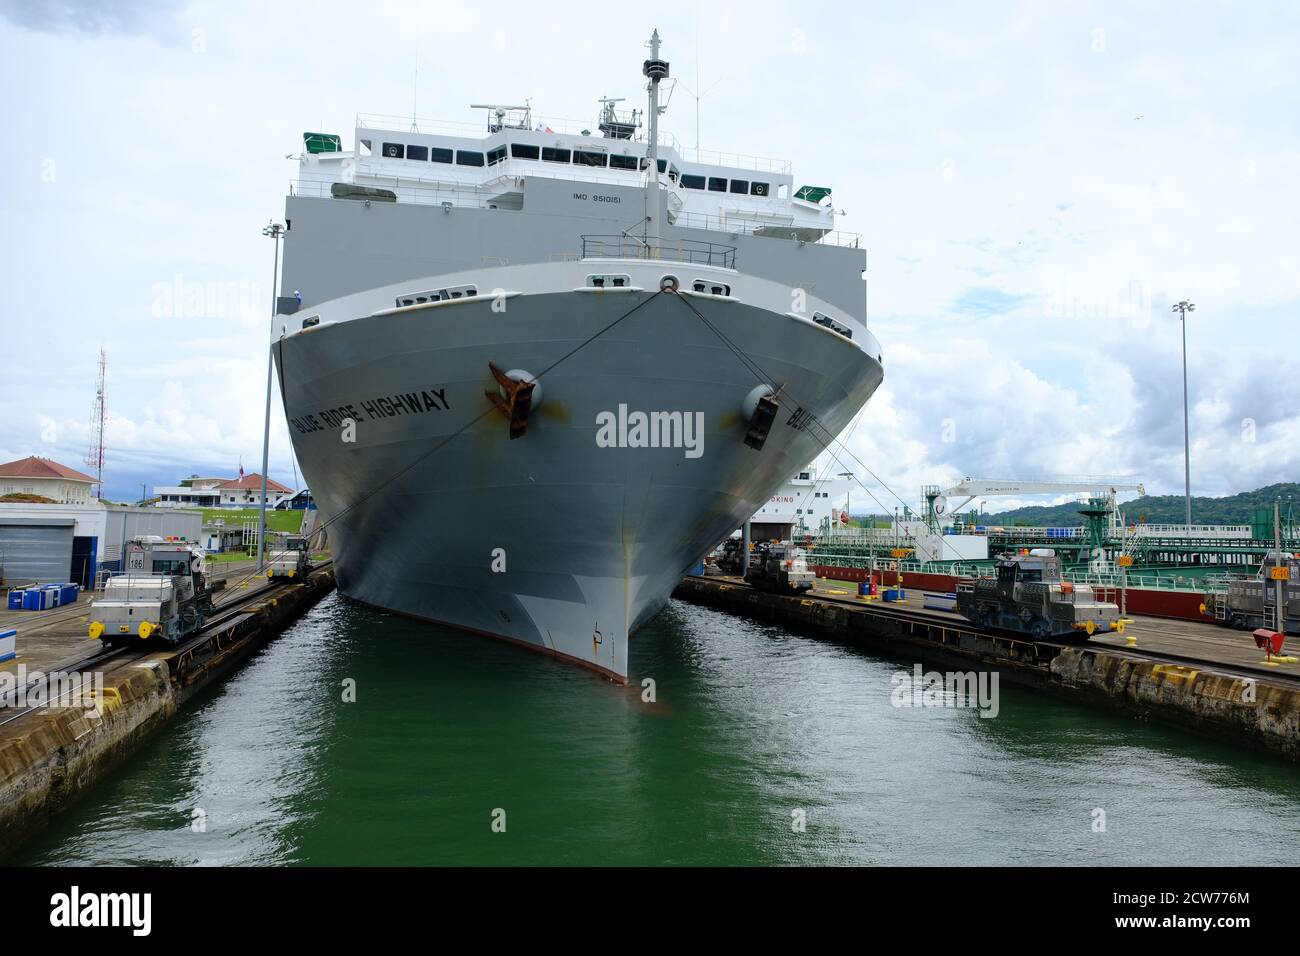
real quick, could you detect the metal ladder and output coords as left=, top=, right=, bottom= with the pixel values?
left=1204, top=575, right=1230, bottom=621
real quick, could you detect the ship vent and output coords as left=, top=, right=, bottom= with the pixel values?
left=396, top=285, right=478, bottom=307
left=812, top=311, right=853, bottom=340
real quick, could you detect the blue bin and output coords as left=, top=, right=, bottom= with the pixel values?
left=883, top=587, right=906, bottom=602
left=6, top=590, right=22, bottom=611
left=60, top=584, right=78, bottom=605
left=21, top=588, right=47, bottom=611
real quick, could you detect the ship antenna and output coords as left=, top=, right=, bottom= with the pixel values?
left=411, top=41, right=419, bottom=132
left=643, top=29, right=670, bottom=248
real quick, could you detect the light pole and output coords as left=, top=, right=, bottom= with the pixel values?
left=1172, top=300, right=1194, bottom=528
left=258, top=221, right=286, bottom=571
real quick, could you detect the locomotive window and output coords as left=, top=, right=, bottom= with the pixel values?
left=1021, top=570, right=1042, bottom=582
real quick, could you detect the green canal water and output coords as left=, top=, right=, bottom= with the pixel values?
left=17, top=593, right=1300, bottom=865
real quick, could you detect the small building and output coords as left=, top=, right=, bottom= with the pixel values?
left=0, top=456, right=96, bottom=504
left=154, top=472, right=294, bottom=509
left=151, top=475, right=226, bottom=509
left=0, top=502, right=201, bottom=588
left=277, top=488, right=316, bottom=510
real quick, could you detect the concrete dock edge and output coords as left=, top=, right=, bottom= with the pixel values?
left=0, top=567, right=336, bottom=858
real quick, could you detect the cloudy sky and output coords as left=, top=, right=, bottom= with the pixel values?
left=0, top=0, right=1296, bottom=512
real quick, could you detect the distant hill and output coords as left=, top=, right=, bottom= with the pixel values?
left=975, top=482, right=1300, bottom=527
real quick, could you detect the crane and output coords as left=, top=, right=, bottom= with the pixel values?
left=922, top=477, right=1146, bottom=531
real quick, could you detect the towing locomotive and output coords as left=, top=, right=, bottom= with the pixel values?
left=266, top=533, right=312, bottom=579
left=88, top=537, right=215, bottom=646
left=1201, top=553, right=1299, bottom=635
left=745, top=541, right=816, bottom=593
left=955, top=549, right=1122, bottom=640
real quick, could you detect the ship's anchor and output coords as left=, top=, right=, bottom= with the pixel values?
left=484, top=362, right=537, bottom=440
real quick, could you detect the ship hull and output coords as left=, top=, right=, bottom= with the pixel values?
left=275, top=282, right=882, bottom=680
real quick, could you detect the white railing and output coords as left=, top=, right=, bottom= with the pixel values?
left=980, top=526, right=1087, bottom=539
left=681, top=145, right=792, bottom=174
left=957, top=523, right=1255, bottom=542
left=1128, top=524, right=1253, bottom=539
left=353, top=156, right=671, bottom=193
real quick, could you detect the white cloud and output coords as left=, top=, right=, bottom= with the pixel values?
left=0, top=0, right=1295, bottom=504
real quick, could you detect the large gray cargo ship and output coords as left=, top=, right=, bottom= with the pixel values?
left=273, top=32, right=884, bottom=680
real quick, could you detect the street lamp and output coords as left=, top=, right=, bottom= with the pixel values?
left=1171, top=300, right=1195, bottom=529
left=257, top=221, right=286, bottom=571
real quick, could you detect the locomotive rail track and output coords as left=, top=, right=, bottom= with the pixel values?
left=0, top=562, right=331, bottom=729
left=703, top=574, right=1300, bottom=689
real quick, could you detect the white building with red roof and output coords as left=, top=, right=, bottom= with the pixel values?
left=0, top=456, right=97, bottom=504
left=153, top=472, right=294, bottom=509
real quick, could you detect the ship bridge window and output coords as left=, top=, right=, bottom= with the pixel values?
left=430, top=147, right=453, bottom=164
left=681, top=174, right=706, bottom=190
left=457, top=150, right=485, bottom=167
left=487, top=146, right=508, bottom=165
left=730, top=179, right=749, bottom=194
left=573, top=149, right=608, bottom=167
left=542, top=147, right=571, bottom=163
left=382, top=142, right=405, bottom=159
left=610, top=154, right=638, bottom=170
left=751, top=182, right=770, bottom=197
left=406, top=144, right=429, bottom=161
left=511, top=143, right=540, bottom=160
left=707, top=177, right=727, bottom=192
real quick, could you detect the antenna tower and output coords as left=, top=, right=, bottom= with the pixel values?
left=85, top=349, right=106, bottom=499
